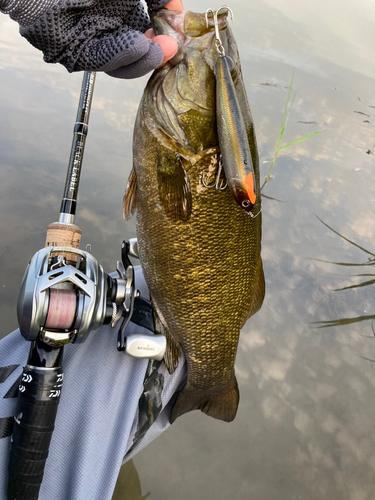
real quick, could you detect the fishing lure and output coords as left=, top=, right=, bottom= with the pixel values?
left=206, top=7, right=257, bottom=215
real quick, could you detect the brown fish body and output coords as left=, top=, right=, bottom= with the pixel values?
left=125, top=10, right=265, bottom=423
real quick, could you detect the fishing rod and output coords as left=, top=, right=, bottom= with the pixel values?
left=7, top=71, right=166, bottom=500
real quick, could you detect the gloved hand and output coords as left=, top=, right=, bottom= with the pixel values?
left=0, top=0, right=183, bottom=79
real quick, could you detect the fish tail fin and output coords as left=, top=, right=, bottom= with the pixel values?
left=170, top=374, right=239, bottom=423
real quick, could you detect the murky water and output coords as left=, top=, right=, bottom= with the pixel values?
left=1, top=0, right=375, bottom=498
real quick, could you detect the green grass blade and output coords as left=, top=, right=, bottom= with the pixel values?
left=332, top=278, right=375, bottom=291
left=262, top=72, right=323, bottom=191
left=281, top=91, right=297, bottom=141
left=279, top=129, right=323, bottom=151
left=311, top=314, right=375, bottom=328
left=261, top=194, right=286, bottom=202
left=309, top=257, right=375, bottom=267
left=265, top=73, right=295, bottom=183
left=316, top=216, right=375, bottom=257
left=359, top=356, right=375, bottom=363
left=281, top=73, right=294, bottom=129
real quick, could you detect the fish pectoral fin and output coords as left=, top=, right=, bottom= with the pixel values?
left=163, top=327, right=181, bottom=375
left=157, top=155, right=192, bottom=222
left=243, top=262, right=265, bottom=326
left=170, top=374, right=239, bottom=423
left=151, top=296, right=181, bottom=374
left=123, top=168, right=137, bottom=221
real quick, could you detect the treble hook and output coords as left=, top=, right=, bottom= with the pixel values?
left=202, top=157, right=227, bottom=191
left=249, top=205, right=262, bottom=219
left=205, top=6, right=234, bottom=56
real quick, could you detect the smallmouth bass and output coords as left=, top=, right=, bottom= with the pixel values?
left=124, top=8, right=265, bottom=423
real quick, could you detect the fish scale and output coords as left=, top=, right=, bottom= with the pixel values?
left=125, top=9, right=265, bottom=423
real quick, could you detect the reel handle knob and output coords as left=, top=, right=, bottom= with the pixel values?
left=125, top=334, right=166, bottom=361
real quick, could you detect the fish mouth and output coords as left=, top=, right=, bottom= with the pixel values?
left=151, top=9, right=186, bottom=45
left=151, top=9, right=230, bottom=43
left=147, top=9, right=235, bottom=155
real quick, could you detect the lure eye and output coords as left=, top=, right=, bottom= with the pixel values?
left=242, top=200, right=251, bottom=208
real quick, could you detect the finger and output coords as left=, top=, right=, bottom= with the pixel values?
left=163, top=0, right=184, bottom=10
left=153, top=34, right=178, bottom=65
left=144, top=28, right=155, bottom=40
left=95, top=28, right=151, bottom=73
left=144, top=30, right=179, bottom=66
left=105, top=39, right=164, bottom=79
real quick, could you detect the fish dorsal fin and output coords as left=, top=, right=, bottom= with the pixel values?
left=123, top=168, right=137, bottom=221
left=157, top=154, right=192, bottom=221
left=151, top=296, right=181, bottom=374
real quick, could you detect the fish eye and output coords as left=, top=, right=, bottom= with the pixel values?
left=242, top=200, right=250, bottom=208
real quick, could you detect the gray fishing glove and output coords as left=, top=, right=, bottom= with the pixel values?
left=0, top=0, right=169, bottom=78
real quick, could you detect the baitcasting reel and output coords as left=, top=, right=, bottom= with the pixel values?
left=17, top=237, right=166, bottom=360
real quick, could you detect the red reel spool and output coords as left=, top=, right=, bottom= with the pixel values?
left=45, top=288, right=76, bottom=330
